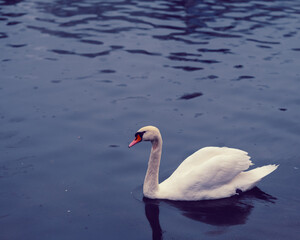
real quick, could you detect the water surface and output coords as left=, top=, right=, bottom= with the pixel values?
left=1, top=0, right=300, bottom=239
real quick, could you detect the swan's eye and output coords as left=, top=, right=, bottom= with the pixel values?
left=135, top=131, right=145, bottom=140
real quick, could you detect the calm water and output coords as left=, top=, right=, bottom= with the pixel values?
left=1, top=0, right=300, bottom=239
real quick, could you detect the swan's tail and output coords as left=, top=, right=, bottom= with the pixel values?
left=248, top=164, right=279, bottom=179
left=234, top=164, right=279, bottom=192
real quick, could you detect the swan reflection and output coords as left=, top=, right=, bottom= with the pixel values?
left=143, top=187, right=276, bottom=240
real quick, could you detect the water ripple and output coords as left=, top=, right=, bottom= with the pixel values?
left=179, top=92, right=203, bottom=100
left=125, top=49, right=161, bottom=56
left=14, top=0, right=298, bottom=72
left=27, top=25, right=90, bottom=39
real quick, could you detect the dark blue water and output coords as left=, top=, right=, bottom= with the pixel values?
left=1, top=0, right=300, bottom=239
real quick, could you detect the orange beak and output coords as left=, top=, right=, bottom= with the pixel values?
left=128, top=134, right=142, bottom=148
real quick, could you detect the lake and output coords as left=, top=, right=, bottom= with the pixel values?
left=0, top=0, right=300, bottom=239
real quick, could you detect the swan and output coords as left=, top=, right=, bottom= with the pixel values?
left=128, top=126, right=278, bottom=201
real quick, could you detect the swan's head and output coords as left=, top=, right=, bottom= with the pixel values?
left=128, top=126, right=161, bottom=148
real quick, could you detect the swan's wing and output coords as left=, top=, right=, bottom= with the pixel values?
left=161, top=147, right=252, bottom=193
left=186, top=151, right=252, bottom=190
left=169, top=147, right=250, bottom=179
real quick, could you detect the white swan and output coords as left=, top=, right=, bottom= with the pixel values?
left=129, top=126, right=278, bottom=201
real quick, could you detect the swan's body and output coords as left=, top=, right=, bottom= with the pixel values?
left=129, top=126, right=278, bottom=201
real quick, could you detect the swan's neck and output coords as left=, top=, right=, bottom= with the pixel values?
left=143, top=137, right=162, bottom=199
